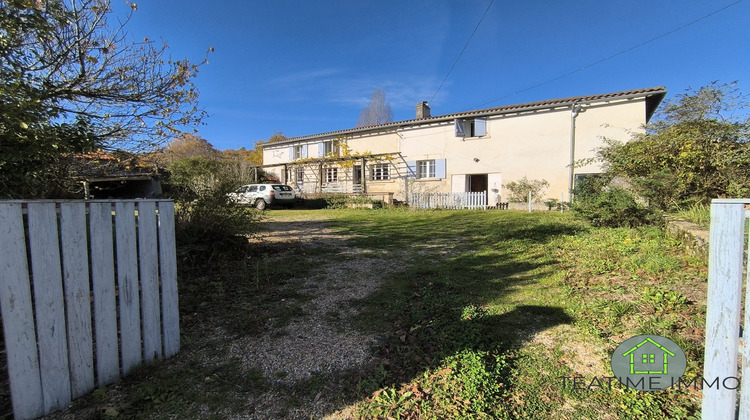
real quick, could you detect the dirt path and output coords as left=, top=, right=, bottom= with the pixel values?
left=225, top=214, right=391, bottom=419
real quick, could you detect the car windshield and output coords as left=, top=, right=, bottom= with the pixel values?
left=273, top=185, right=292, bottom=191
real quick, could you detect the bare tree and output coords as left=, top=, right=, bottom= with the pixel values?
left=356, top=89, right=394, bottom=127
left=1, top=0, right=209, bottom=148
left=1, top=0, right=209, bottom=197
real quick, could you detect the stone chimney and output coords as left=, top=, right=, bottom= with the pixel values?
left=416, top=101, right=431, bottom=119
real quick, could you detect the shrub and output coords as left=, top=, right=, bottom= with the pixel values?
left=172, top=180, right=263, bottom=271
left=297, top=193, right=384, bottom=209
left=504, top=176, right=549, bottom=202
left=572, top=177, right=658, bottom=227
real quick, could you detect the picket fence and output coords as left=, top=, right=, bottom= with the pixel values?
left=0, top=200, right=180, bottom=420
left=702, top=199, right=750, bottom=419
left=410, top=191, right=487, bottom=210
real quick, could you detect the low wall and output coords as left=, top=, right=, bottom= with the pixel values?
left=664, top=217, right=709, bottom=259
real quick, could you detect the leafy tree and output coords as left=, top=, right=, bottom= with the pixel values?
left=0, top=0, right=208, bottom=198
left=161, top=134, right=219, bottom=166
left=221, top=147, right=266, bottom=182
left=168, top=156, right=224, bottom=198
left=596, top=82, right=750, bottom=209
left=356, top=89, right=394, bottom=127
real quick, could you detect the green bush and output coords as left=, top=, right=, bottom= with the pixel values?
left=572, top=177, right=658, bottom=227
left=173, top=181, right=262, bottom=271
left=298, top=193, right=384, bottom=209
left=503, top=176, right=549, bottom=203
left=174, top=184, right=262, bottom=245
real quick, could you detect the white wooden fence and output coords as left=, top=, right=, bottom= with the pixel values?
left=0, top=200, right=180, bottom=420
left=702, top=199, right=750, bottom=419
left=321, top=183, right=364, bottom=194
left=410, top=191, right=487, bottom=210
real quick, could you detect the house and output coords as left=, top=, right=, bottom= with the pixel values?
left=261, top=87, right=667, bottom=206
left=621, top=337, right=676, bottom=375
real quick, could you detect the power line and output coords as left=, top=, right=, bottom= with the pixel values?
left=429, top=0, right=495, bottom=104
left=469, top=0, right=745, bottom=110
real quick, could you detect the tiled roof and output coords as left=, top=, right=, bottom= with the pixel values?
left=274, top=86, right=667, bottom=144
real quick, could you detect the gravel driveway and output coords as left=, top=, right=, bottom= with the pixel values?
left=228, top=214, right=392, bottom=418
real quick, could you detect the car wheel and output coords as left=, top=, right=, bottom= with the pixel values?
left=255, top=199, right=267, bottom=210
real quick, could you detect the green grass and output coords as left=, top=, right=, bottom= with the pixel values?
left=672, top=204, right=710, bottom=229
left=322, top=209, right=706, bottom=419
left=44, top=208, right=707, bottom=419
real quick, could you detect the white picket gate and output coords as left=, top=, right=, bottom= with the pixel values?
left=702, top=199, right=750, bottom=419
left=410, top=191, right=487, bottom=210
left=0, top=200, right=180, bottom=420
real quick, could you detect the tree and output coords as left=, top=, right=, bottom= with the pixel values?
left=0, top=0, right=208, bottom=198
left=356, top=89, right=394, bottom=127
left=595, top=82, right=750, bottom=209
left=162, top=134, right=219, bottom=165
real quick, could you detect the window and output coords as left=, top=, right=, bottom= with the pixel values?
left=454, top=118, right=487, bottom=138
left=323, top=140, right=339, bottom=156
left=293, top=145, right=304, bottom=160
left=407, top=158, right=446, bottom=179
left=371, top=163, right=390, bottom=181
left=248, top=185, right=258, bottom=192
left=295, top=168, right=304, bottom=187
left=417, top=160, right=435, bottom=179
left=325, top=168, right=338, bottom=183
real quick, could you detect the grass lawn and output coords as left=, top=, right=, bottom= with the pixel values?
left=37, top=208, right=707, bottom=419
left=321, top=209, right=706, bottom=419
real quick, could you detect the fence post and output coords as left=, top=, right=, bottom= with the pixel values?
left=702, top=199, right=749, bottom=419
left=528, top=191, right=532, bottom=212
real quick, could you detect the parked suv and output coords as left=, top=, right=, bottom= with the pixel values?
left=228, top=184, right=296, bottom=210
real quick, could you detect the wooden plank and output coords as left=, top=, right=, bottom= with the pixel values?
left=27, top=202, right=71, bottom=412
left=137, top=201, right=162, bottom=362
left=702, top=201, right=747, bottom=420
left=59, top=203, right=95, bottom=398
left=158, top=202, right=180, bottom=357
left=739, top=216, right=750, bottom=420
left=114, top=202, right=142, bottom=375
left=0, top=203, right=44, bottom=420
left=89, top=202, right=119, bottom=385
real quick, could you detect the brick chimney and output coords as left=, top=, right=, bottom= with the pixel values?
left=416, top=101, right=431, bottom=119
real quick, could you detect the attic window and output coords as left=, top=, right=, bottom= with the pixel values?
left=454, top=118, right=487, bottom=138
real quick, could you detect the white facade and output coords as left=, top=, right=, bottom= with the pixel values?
left=261, top=87, right=666, bottom=205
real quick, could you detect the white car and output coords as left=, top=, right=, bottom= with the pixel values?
left=228, top=184, right=296, bottom=210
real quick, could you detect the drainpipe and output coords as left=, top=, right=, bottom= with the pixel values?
left=568, top=103, right=582, bottom=203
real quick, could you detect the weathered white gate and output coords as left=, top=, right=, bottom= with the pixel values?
left=0, top=200, right=179, bottom=420
left=702, top=199, right=750, bottom=419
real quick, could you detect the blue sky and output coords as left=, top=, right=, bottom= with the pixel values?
left=111, top=0, right=749, bottom=150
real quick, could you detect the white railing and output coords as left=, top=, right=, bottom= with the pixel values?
left=410, top=191, right=487, bottom=210
left=0, top=200, right=180, bottom=420
left=702, top=199, right=750, bottom=419
left=321, top=183, right=364, bottom=194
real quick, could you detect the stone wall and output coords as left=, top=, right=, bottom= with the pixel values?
left=664, top=217, right=709, bottom=259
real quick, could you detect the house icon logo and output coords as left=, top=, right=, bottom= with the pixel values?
left=611, top=335, right=687, bottom=391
